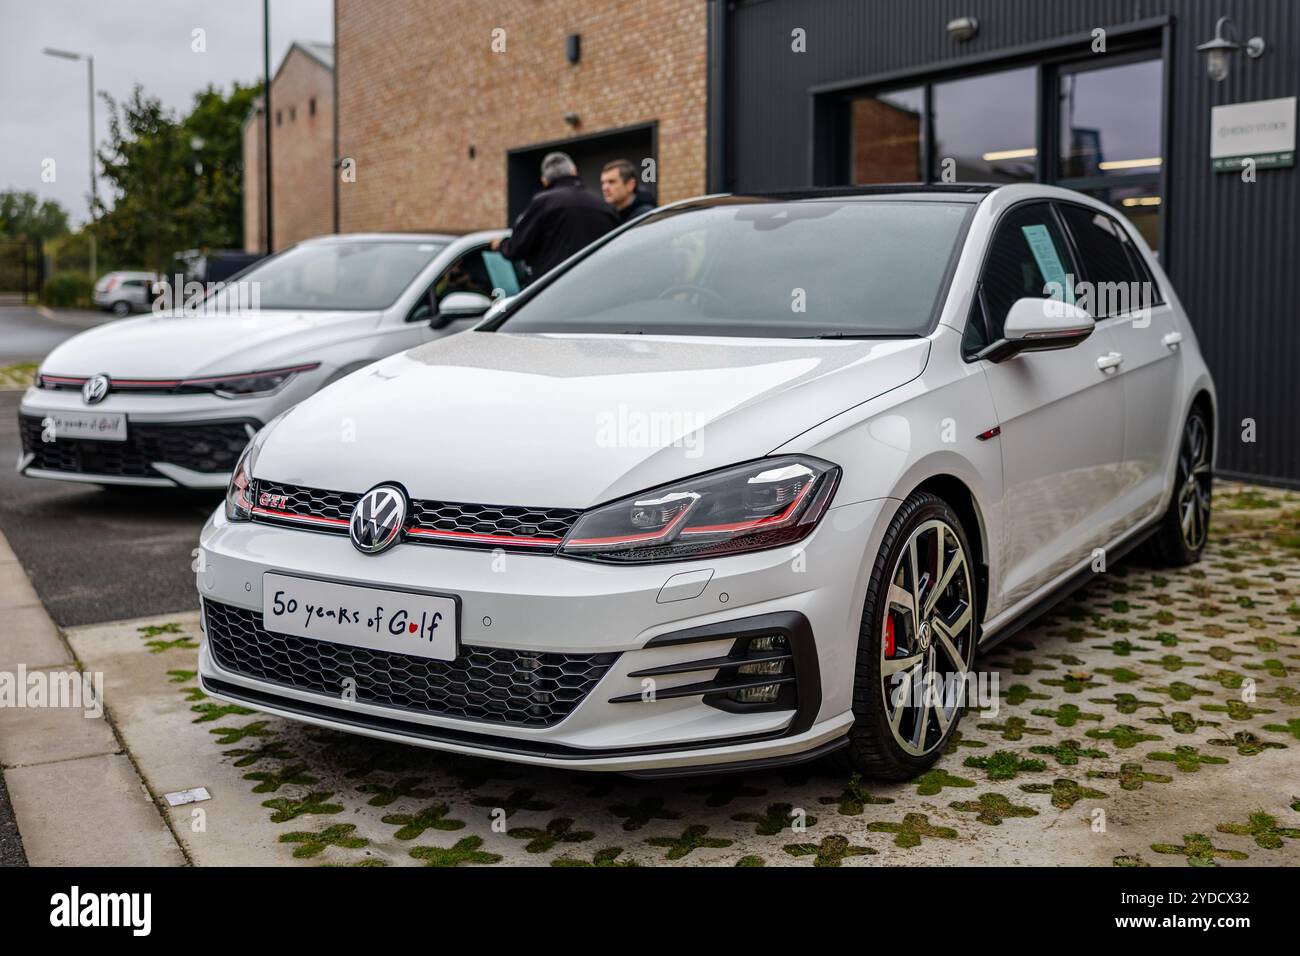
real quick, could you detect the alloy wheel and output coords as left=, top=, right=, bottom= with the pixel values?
left=879, top=518, right=976, bottom=756
left=1177, top=414, right=1212, bottom=552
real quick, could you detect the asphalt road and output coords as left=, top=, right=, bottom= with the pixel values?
left=0, top=391, right=213, bottom=627
left=0, top=304, right=113, bottom=363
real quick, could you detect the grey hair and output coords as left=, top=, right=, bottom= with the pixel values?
left=540, top=151, right=577, bottom=182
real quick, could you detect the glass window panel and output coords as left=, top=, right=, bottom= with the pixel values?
left=977, top=202, right=1077, bottom=340
left=1059, top=58, right=1163, bottom=178
left=849, top=87, right=924, bottom=184
left=931, top=67, right=1037, bottom=182
left=1076, top=182, right=1162, bottom=256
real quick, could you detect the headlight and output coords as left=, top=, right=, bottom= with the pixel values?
left=185, top=363, right=319, bottom=399
left=559, top=456, right=840, bottom=563
left=223, top=411, right=288, bottom=520
left=225, top=444, right=255, bottom=520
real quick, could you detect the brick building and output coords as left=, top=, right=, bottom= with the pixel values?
left=335, top=0, right=708, bottom=233
left=242, top=41, right=336, bottom=252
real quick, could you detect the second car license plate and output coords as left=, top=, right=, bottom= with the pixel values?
left=261, top=573, right=458, bottom=661
left=38, top=410, right=128, bottom=442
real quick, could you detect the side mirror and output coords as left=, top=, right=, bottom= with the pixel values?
left=975, top=296, right=1094, bottom=363
left=432, top=291, right=493, bottom=327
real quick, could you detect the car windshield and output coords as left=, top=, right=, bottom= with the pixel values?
left=496, top=199, right=971, bottom=337
left=210, top=239, right=447, bottom=311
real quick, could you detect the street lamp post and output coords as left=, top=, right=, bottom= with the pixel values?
left=43, top=47, right=97, bottom=282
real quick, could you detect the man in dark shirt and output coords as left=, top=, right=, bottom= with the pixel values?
left=600, top=159, right=657, bottom=224
left=492, top=152, right=617, bottom=285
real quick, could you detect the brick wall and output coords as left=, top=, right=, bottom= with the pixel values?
left=243, top=45, right=335, bottom=251
left=336, top=0, right=708, bottom=233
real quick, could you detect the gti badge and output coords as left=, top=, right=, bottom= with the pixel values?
left=82, top=374, right=111, bottom=405
left=349, top=485, right=407, bottom=554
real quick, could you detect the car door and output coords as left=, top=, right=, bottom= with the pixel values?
left=1056, top=202, right=1180, bottom=525
left=966, top=201, right=1127, bottom=611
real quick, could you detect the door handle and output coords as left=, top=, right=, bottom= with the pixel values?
left=1096, top=351, right=1123, bottom=372
left=1162, top=331, right=1183, bottom=350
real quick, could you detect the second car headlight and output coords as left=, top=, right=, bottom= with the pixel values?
left=559, top=456, right=840, bottom=563
left=186, top=363, right=320, bottom=399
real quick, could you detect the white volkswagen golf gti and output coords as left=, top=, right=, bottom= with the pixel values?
left=18, top=231, right=517, bottom=488
left=195, top=184, right=1215, bottom=778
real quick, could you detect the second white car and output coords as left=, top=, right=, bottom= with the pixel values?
left=19, top=231, right=519, bottom=488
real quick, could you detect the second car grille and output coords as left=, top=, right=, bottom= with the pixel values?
left=19, top=415, right=256, bottom=478
left=252, top=479, right=582, bottom=552
left=203, top=599, right=616, bottom=727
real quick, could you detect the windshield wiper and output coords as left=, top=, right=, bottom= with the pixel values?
left=800, top=331, right=921, bottom=339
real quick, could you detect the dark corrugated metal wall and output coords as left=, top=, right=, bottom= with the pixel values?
left=722, top=0, right=1300, bottom=485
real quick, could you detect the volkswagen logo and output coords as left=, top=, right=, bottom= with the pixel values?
left=82, top=374, right=111, bottom=405
left=349, top=485, right=407, bottom=554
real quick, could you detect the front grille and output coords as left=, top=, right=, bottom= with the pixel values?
left=252, top=479, right=582, bottom=552
left=204, top=599, right=617, bottom=727
left=20, top=415, right=256, bottom=477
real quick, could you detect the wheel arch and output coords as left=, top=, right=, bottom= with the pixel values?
left=901, top=472, right=990, bottom=634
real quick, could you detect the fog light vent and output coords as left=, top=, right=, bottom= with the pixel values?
left=728, top=634, right=790, bottom=705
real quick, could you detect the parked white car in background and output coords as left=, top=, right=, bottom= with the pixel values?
left=20, top=231, right=518, bottom=488
left=93, top=271, right=159, bottom=316
left=196, top=184, right=1215, bottom=778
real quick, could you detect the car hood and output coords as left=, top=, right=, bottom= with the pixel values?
left=256, top=331, right=930, bottom=508
left=38, top=309, right=380, bottom=379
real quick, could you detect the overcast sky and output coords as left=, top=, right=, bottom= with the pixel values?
left=0, top=0, right=333, bottom=226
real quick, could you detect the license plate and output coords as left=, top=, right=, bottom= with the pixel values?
left=38, top=410, right=128, bottom=442
left=262, top=573, right=458, bottom=661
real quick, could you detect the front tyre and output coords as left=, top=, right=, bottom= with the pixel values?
left=111, top=300, right=131, bottom=317
left=1142, top=407, right=1212, bottom=567
left=830, top=492, right=979, bottom=779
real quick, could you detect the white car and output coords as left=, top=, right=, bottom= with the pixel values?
left=195, top=184, right=1215, bottom=778
left=93, top=271, right=159, bottom=316
left=19, top=231, right=518, bottom=488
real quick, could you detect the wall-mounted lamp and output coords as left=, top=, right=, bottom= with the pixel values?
left=563, top=112, right=580, bottom=128
left=946, top=17, right=979, bottom=42
left=1196, top=16, right=1265, bottom=82
left=566, top=33, right=581, bottom=65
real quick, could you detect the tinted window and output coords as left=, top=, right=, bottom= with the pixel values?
left=973, top=203, right=1077, bottom=345
left=498, top=200, right=972, bottom=338
left=1058, top=204, right=1148, bottom=317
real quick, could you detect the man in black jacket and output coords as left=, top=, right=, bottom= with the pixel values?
left=492, top=152, right=617, bottom=285
left=600, top=159, right=657, bottom=224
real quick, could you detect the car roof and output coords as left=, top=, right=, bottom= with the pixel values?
left=730, top=183, right=997, bottom=204
left=302, top=232, right=461, bottom=244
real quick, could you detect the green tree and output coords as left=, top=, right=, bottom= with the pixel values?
left=0, top=190, right=70, bottom=241
left=96, top=81, right=260, bottom=274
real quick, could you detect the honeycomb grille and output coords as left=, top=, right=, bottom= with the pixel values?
left=20, top=414, right=255, bottom=477
left=256, top=481, right=359, bottom=523
left=204, top=599, right=616, bottom=727
left=251, top=480, right=582, bottom=552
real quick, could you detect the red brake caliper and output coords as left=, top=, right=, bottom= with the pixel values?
left=884, top=612, right=896, bottom=658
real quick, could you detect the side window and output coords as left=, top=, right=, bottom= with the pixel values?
left=433, top=249, right=495, bottom=303
left=970, top=202, right=1077, bottom=349
left=410, top=248, right=525, bottom=321
left=1057, top=204, right=1153, bottom=317
left=433, top=249, right=523, bottom=303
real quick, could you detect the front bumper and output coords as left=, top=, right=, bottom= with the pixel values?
left=17, top=384, right=305, bottom=488
left=195, top=498, right=887, bottom=773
